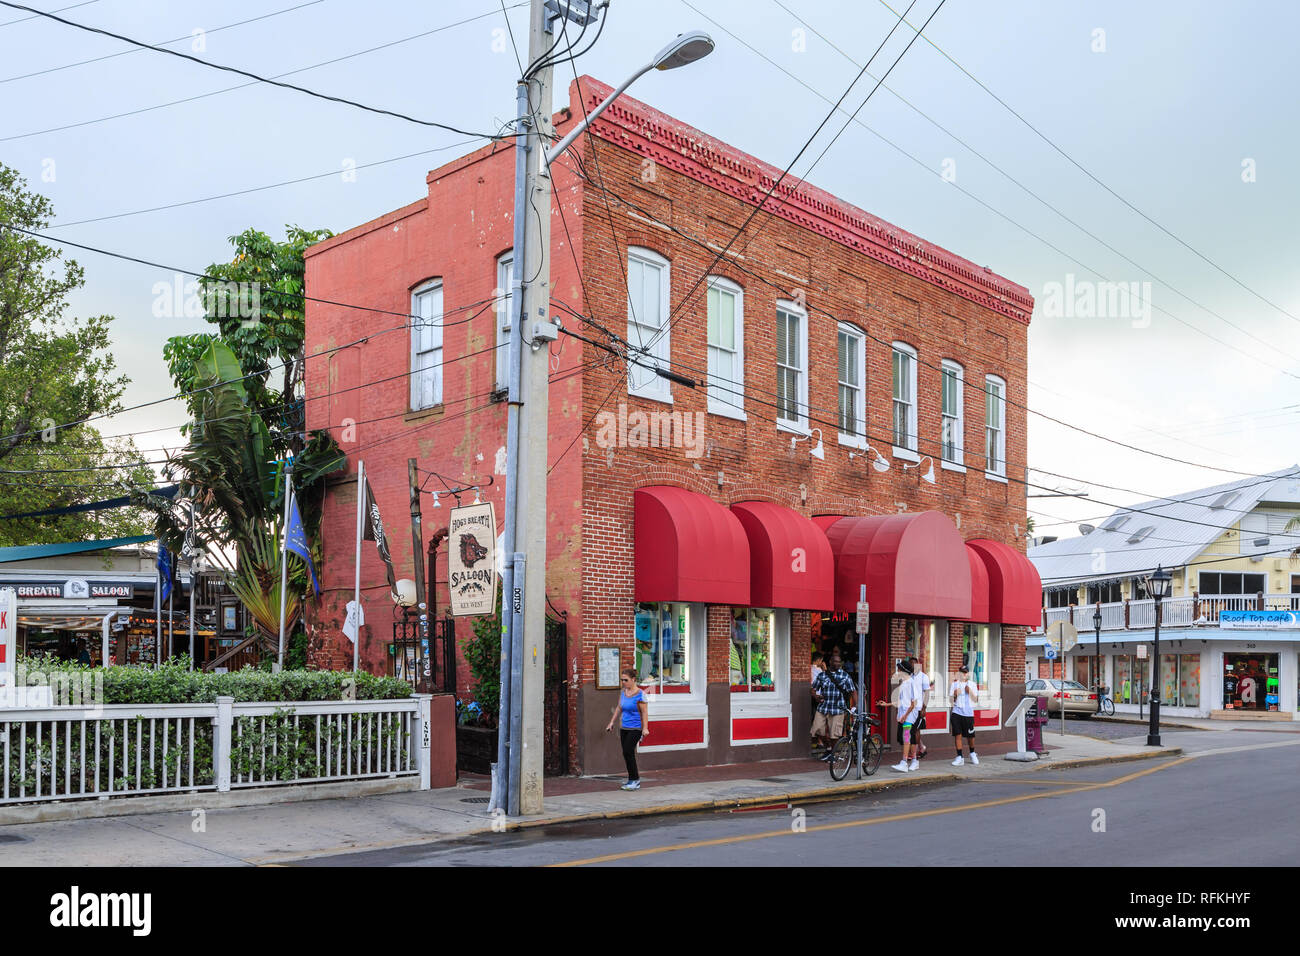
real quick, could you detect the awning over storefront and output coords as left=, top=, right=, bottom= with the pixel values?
left=730, top=501, right=834, bottom=610
left=634, top=486, right=750, bottom=605
left=964, top=543, right=991, bottom=623
left=817, top=512, right=972, bottom=618
left=966, top=538, right=1042, bottom=626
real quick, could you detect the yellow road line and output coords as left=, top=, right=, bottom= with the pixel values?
left=549, top=755, right=1195, bottom=867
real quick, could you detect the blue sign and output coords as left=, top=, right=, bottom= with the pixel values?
left=1045, top=646, right=1058, bottom=660
left=1219, top=610, right=1300, bottom=629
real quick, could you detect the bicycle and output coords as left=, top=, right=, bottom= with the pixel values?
left=1093, top=684, right=1115, bottom=717
left=829, top=708, right=883, bottom=780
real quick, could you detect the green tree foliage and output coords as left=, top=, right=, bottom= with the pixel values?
left=0, top=163, right=150, bottom=546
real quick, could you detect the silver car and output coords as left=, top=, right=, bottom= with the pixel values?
left=1024, top=678, right=1097, bottom=716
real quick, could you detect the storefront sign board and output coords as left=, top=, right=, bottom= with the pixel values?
left=448, top=503, right=497, bottom=617
left=1219, top=610, right=1300, bottom=629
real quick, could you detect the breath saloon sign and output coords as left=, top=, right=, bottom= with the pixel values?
left=448, top=503, right=497, bottom=617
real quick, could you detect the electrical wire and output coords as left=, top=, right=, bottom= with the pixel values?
left=0, top=0, right=93, bottom=27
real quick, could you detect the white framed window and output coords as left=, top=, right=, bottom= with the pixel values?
left=891, top=342, right=918, bottom=455
left=706, top=276, right=744, bottom=418
left=626, top=247, right=672, bottom=403
left=494, top=252, right=514, bottom=392
left=729, top=607, right=787, bottom=699
left=961, top=623, right=1001, bottom=710
left=941, top=360, right=964, bottom=466
left=410, top=280, right=443, bottom=410
left=776, top=300, right=808, bottom=431
left=985, top=374, right=1006, bottom=477
left=634, top=601, right=704, bottom=700
left=837, top=323, right=866, bottom=447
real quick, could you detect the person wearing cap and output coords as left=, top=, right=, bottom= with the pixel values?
left=949, top=664, right=979, bottom=766
left=879, top=658, right=920, bottom=772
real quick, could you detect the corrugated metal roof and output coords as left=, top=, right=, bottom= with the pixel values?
left=1029, top=466, right=1300, bottom=584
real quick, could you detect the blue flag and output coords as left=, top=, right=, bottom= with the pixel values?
left=157, top=544, right=173, bottom=604
left=285, top=492, right=320, bottom=596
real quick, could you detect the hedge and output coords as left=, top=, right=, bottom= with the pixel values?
left=14, top=655, right=413, bottom=705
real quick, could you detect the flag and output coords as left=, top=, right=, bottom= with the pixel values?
left=361, top=475, right=398, bottom=593
left=285, top=491, right=320, bottom=596
left=157, top=544, right=173, bottom=604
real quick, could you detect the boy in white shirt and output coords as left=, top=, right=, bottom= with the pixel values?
left=949, top=664, right=979, bottom=766
left=880, top=659, right=920, bottom=772
left=909, top=656, right=931, bottom=760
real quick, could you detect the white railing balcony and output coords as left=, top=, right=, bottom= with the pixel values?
left=1035, top=592, right=1300, bottom=635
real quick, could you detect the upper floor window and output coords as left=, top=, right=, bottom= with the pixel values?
left=941, top=360, right=964, bottom=465
left=837, top=324, right=865, bottom=447
left=1087, top=581, right=1122, bottom=604
left=495, top=252, right=514, bottom=392
left=626, top=247, right=672, bottom=403
left=1197, top=571, right=1265, bottom=596
left=776, top=301, right=808, bottom=430
left=410, top=280, right=443, bottom=410
left=891, top=342, right=917, bottom=453
left=706, top=277, right=744, bottom=418
left=1045, top=589, right=1075, bottom=609
left=985, top=374, right=1006, bottom=476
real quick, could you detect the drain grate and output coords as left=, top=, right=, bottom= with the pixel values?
left=460, top=796, right=491, bottom=804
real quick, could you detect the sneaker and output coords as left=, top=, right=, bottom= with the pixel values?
left=969, top=753, right=979, bottom=765
left=819, top=751, right=835, bottom=763
left=951, top=756, right=964, bottom=767
left=890, top=761, right=909, bottom=773
left=620, top=780, right=641, bottom=791
left=909, top=760, right=920, bottom=771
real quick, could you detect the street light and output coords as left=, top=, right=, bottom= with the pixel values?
left=1093, top=605, right=1102, bottom=714
left=544, top=31, right=715, bottom=165
left=1146, top=565, right=1172, bottom=746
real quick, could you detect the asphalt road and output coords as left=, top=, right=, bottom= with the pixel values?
left=293, top=730, right=1299, bottom=867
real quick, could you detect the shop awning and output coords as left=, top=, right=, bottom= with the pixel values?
left=964, top=543, right=991, bottom=622
left=818, top=512, right=972, bottom=617
left=730, top=501, right=834, bottom=610
left=634, top=486, right=750, bottom=605
left=966, top=538, right=1042, bottom=626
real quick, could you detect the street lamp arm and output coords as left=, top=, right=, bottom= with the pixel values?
left=544, top=62, right=654, bottom=167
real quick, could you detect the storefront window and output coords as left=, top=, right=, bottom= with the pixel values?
left=924, top=619, right=948, bottom=701
left=1223, top=653, right=1279, bottom=711
left=731, top=608, right=777, bottom=692
left=1114, top=655, right=1150, bottom=704
left=1160, top=654, right=1178, bottom=706
left=634, top=602, right=693, bottom=695
left=1074, top=656, right=1094, bottom=693
left=960, top=623, right=1001, bottom=709
left=1178, top=654, right=1200, bottom=707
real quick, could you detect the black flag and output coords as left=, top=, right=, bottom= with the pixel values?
left=362, top=476, right=398, bottom=594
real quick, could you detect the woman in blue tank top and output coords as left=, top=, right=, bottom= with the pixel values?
left=605, top=667, right=650, bottom=790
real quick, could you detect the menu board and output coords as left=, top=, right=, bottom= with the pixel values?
left=596, top=646, right=621, bottom=689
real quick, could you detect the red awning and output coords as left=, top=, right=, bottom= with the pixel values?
left=731, top=501, right=835, bottom=610
left=819, top=512, right=972, bottom=618
left=963, top=543, right=991, bottom=622
left=635, top=486, right=750, bottom=605
left=965, top=539, right=1042, bottom=626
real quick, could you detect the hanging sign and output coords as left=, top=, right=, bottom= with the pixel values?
left=448, top=502, right=497, bottom=617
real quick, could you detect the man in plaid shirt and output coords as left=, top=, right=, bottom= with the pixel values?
left=811, top=650, right=857, bottom=759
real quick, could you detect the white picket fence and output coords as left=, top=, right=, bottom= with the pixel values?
left=0, top=695, right=431, bottom=806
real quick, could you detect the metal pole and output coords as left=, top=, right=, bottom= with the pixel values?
left=277, top=464, right=293, bottom=670
left=354, top=460, right=364, bottom=673
left=189, top=502, right=197, bottom=671
left=168, top=583, right=174, bottom=664
left=1148, top=597, right=1162, bottom=746
left=856, top=584, right=866, bottom=780
left=155, top=558, right=162, bottom=669
left=408, top=459, right=430, bottom=693
left=1094, top=611, right=1101, bottom=714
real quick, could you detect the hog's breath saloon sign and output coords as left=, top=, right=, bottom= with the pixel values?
left=448, top=503, right=497, bottom=617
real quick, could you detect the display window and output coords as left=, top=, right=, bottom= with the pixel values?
left=961, top=623, right=1001, bottom=709
left=634, top=602, right=698, bottom=696
left=731, top=608, right=777, bottom=692
left=1178, top=654, right=1200, bottom=707
left=1223, top=653, right=1278, bottom=711
left=1074, top=656, right=1096, bottom=694
left=1114, top=655, right=1150, bottom=705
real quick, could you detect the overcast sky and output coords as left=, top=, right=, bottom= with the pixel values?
left=4, top=0, right=1296, bottom=540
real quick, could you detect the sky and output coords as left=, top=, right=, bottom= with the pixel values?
left=3, top=0, right=1297, bottom=543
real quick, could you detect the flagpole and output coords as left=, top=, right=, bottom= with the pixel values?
left=353, top=459, right=364, bottom=673
left=277, top=462, right=293, bottom=670
left=155, top=556, right=161, bottom=670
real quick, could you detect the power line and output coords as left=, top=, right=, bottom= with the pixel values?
left=0, top=0, right=94, bottom=27
left=0, top=3, right=517, bottom=142
left=874, top=0, right=1300, bottom=329
left=0, top=0, right=324, bottom=85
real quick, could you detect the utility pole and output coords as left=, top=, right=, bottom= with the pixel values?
left=408, top=458, right=431, bottom=693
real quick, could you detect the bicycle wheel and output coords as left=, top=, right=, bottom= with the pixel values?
left=864, top=734, right=884, bottom=775
left=829, top=735, right=855, bottom=781
left=1100, top=696, right=1115, bottom=717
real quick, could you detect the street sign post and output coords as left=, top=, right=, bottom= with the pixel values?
left=855, top=589, right=868, bottom=779
left=1045, top=621, right=1078, bottom=735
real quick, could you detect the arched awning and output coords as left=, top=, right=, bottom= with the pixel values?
left=963, top=543, right=991, bottom=622
left=966, top=538, right=1042, bottom=626
left=730, top=501, right=835, bottom=610
left=819, top=512, right=972, bottom=617
left=634, top=486, right=750, bottom=605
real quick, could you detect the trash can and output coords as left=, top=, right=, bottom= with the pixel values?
left=1024, top=695, right=1049, bottom=753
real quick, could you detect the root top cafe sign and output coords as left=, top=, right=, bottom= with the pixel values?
left=448, top=502, right=497, bottom=617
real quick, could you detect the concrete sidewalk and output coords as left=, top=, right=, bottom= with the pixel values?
left=0, top=731, right=1180, bottom=866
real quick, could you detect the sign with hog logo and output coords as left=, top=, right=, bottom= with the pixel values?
left=448, top=502, right=497, bottom=617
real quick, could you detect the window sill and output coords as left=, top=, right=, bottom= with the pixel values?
left=985, top=471, right=1008, bottom=484
left=775, top=419, right=810, bottom=438
left=628, top=387, right=674, bottom=406
left=838, top=434, right=867, bottom=451
left=892, top=446, right=920, bottom=464
left=404, top=405, right=443, bottom=423
left=940, top=460, right=966, bottom=473
left=645, top=697, right=706, bottom=717
left=708, top=404, right=747, bottom=422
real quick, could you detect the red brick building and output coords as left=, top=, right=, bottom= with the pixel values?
left=303, top=75, right=1040, bottom=775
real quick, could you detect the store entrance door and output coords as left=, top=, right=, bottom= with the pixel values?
left=1223, top=653, right=1280, bottom=711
